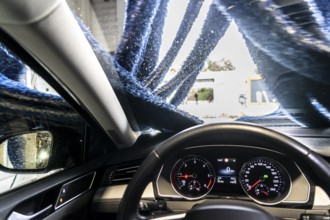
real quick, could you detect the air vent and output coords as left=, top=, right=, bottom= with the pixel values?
left=102, top=161, right=141, bottom=186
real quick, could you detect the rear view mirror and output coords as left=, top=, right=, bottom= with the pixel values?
left=0, top=131, right=53, bottom=172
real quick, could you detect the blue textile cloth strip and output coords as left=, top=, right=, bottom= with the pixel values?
left=115, top=0, right=161, bottom=75
left=156, top=3, right=230, bottom=99
left=144, top=0, right=205, bottom=90
left=170, top=62, right=204, bottom=106
left=216, top=0, right=330, bottom=84
left=136, top=0, right=169, bottom=82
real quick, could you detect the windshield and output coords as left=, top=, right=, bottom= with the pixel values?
left=69, top=1, right=330, bottom=130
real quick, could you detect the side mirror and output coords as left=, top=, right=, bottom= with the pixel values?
left=0, top=131, right=53, bottom=172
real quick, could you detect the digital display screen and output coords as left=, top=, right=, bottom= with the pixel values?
left=216, top=158, right=237, bottom=185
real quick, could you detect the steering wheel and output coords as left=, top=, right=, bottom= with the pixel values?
left=116, top=123, right=330, bottom=220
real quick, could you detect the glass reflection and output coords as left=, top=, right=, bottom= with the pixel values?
left=0, top=131, right=52, bottom=170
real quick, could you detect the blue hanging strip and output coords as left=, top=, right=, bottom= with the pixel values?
left=0, top=45, right=80, bottom=125
left=0, top=43, right=25, bottom=82
left=216, top=0, right=330, bottom=85
left=305, top=0, right=330, bottom=41
left=170, top=63, right=204, bottom=106
left=242, top=29, right=330, bottom=127
left=76, top=16, right=124, bottom=91
left=77, top=10, right=203, bottom=132
left=136, top=0, right=169, bottom=82
left=156, top=3, right=230, bottom=99
left=144, top=0, right=205, bottom=90
left=114, top=0, right=161, bottom=76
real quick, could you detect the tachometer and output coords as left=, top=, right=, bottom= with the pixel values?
left=239, top=157, right=291, bottom=205
left=171, top=155, right=215, bottom=199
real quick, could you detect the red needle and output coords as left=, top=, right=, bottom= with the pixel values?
left=248, top=179, right=261, bottom=191
left=263, top=191, right=269, bottom=196
left=207, top=178, right=212, bottom=189
left=178, top=174, right=193, bottom=179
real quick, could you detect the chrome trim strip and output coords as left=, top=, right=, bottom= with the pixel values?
left=8, top=205, right=53, bottom=220
left=55, top=172, right=96, bottom=210
left=156, top=165, right=181, bottom=199
left=153, top=213, right=186, bottom=220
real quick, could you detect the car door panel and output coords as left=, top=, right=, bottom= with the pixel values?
left=0, top=156, right=107, bottom=220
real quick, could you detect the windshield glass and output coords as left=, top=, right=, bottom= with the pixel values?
left=68, top=0, right=330, bottom=130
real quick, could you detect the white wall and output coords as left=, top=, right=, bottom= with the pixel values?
left=179, top=71, right=279, bottom=121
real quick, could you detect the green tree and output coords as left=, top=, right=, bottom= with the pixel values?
left=206, top=59, right=235, bottom=71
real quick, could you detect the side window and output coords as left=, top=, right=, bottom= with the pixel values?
left=0, top=43, right=85, bottom=194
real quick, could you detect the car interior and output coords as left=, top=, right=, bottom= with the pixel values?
left=0, top=0, right=330, bottom=220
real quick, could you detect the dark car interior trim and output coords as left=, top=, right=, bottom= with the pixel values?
left=0, top=156, right=107, bottom=220
left=55, top=172, right=96, bottom=209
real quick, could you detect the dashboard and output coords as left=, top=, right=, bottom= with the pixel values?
left=155, top=145, right=311, bottom=207
left=92, top=127, right=330, bottom=220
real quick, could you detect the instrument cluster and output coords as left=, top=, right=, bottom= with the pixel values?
left=155, top=145, right=310, bottom=206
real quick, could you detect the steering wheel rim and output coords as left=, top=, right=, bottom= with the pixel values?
left=116, top=123, right=330, bottom=220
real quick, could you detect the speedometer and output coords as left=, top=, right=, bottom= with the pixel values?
left=171, top=155, right=215, bottom=200
left=239, top=157, right=291, bottom=205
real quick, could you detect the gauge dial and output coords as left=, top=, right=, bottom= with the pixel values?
left=171, top=155, right=215, bottom=199
left=239, top=157, right=291, bottom=205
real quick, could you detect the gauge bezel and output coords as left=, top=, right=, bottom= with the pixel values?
left=170, top=155, right=216, bottom=200
left=239, top=157, right=292, bottom=205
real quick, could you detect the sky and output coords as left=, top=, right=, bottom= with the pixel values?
left=159, top=0, right=257, bottom=73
